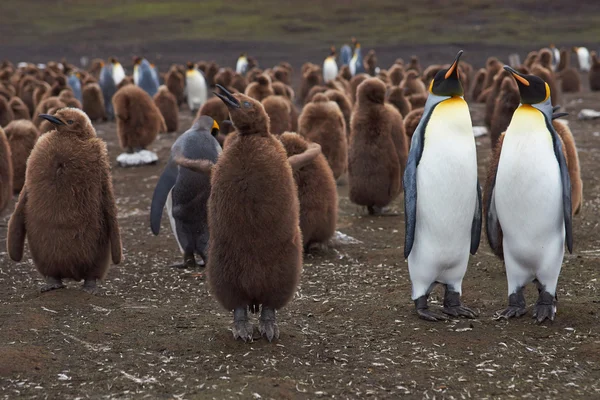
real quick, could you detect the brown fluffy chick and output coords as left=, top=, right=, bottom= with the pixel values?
left=590, top=52, right=600, bottom=91
left=244, top=74, right=274, bottom=101
left=9, top=96, right=30, bottom=120
left=0, top=126, right=12, bottom=213
left=7, top=108, right=122, bottom=293
left=404, top=107, right=424, bottom=139
left=4, top=120, right=39, bottom=193
left=300, top=66, right=323, bottom=104
left=82, top=83, right=106, bottom=121
left=261, top=95, right=291, bottom=135
left=490, top=77, right=519, bottom=150
left=0, top=95, right=14, bottom=127
left=153, top=85, right=179, bottom=133
left=553, top=120, right=583, bottom=214
left=386, top=85, right=412, bottom=118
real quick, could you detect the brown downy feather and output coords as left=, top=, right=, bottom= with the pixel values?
left=0, top=96, right=15, bottom=127
left=324, top=89, right=352, bottom=138
left=244, top=74, right=274, bottom=101
left=484, top=69, right=510, bottom=128
left=589, top=52, right=600, bottom=91
left=4, top=120, right=39, bottom=193
left=0, top=126, right=12, bottom=213
left=9, top=97, right=30, bottom=120
left=404, top=107, right=424, bottom=139
left=231, top=73, right=248, bottom=93
left=553, top=120, right=583, bottom=215
left=300, top=67, right=323, bottom=104
left=82, top=83, right=106, bottom=121
left=490, top=77, right=519, bottom=149
left=349, top=73, right=369, bottom=104
left=153, top=86, right=179, bottom=133
left=33, top=97, right=66, bottom=128
left=471, top=68, right=487, bottom=102
left=386, top=85, right=411, bottom=118
left=262, top=95, right=291, bottom=135
left=483, top=57, right=503, bottom=90
left=484, top=132, right=505, bottom=260
left=401, top=70, right=427, bottom=96
left=58, top=90, right=82, bottom=109
left=165, top=66, right=185, bottom=105
left=279, top=132, right=337, bottom=248
left=406, top=56, right=421, bottom=74
left=408, top=93, right=427, bottom=109
left=197, top=97, right=229, bottom=127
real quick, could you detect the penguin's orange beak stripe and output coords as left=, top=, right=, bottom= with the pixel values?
left=512, top=72, right=530, bottom=86
left=445, top=61, right=457, bottom=79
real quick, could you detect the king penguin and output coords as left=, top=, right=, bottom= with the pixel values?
left=133, top=56, right=142, bottom=86
left=67, top=71, right=82, bottom=103
left=150, top=116, right=222, bottom=268
left=110, top=57, right=126, bottom=86
left=340, top=44, right=352, bottom=66
left=138, top=59, right=159, bottom=97
left=573, top=47, right=591, bottom=72
left=323, top=46, right=338, bottom=83
left=186, top=62, right=208, bottom=113
left=549, top=44, right=560, bottom=71
left=99, top=61, right=117, bottom=120
left=236, top=53, right=249, bottom=75
left=349, top=39, right=365, bottom=77
left=404, top=50, right=482, bottom=321
left=486, top=67, right=573, bottom=323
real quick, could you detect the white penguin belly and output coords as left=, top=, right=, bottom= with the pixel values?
left=187, top=72, right=207, bottom=110
left=495, top=106, right=564, bottom=279
left=166, top=190, right=184, bottom=253
left=408, top=98, right=477, bottom=295
left=323, top=59, right=338, bottom=82
left=577, top=48, right=590, bottom=72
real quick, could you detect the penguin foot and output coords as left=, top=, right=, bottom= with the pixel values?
left=232, top=307, right=254, bottom=342
left=367, top=206, right=398, bottom=216
left=532, top=291, right=556, bottom=323
left=82, top=279, right=99, bottom=295
left=40, top=277, right=65, bottom=292
left=414, top=296, right=449, bottom=322
left=497, top=290, right=527, bottom=319
left=259, top=307, right=280, bottom=342
left=442, top=289, right=478, bottom=319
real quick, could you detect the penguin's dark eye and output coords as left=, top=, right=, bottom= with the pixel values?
left=243, top=101, right=251, bottom=108
left=67, top=120, right=74, bottom=125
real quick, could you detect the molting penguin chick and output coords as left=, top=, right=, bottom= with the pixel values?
left=0, top=126, right=12, bottom=213
left=348, top=77, right=407, bottom=214
left=298, top=93, right=347, bottom=180
left=7, top=108, right=122, bottom=293
left=590, top=52, right=600, bottom=91
left=113, top=85, right=166, bottom=166
left=4, top=120, right=39, bottom=193
left=323, top=46, right=338, bottom=83
left=185, top=62, right=208, bottom=113
left=403, top=50, right=481, bottom=321
left=208, top=85, right=302, bottom=342
left=486, top=66, right=573, bottom=323
left=150, top=116, right=221, bottom=269
left=82, top=83, right=106, bottom=121
left=279, top=132, right=337, bottom=250
left=153, top=85, right=179, bottom=133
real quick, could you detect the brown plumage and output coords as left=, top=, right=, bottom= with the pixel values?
left=401, top=70, right=427, bottom=96
left=231, top=73, right=248, bottom=93
left=197, top=96, right=229, bottom=127
left=279, top=132, right=337, bottom=248
left=560, top=68, right=581, bottom=93
left=9, top=97, right=30, bottom=120
left=113, top=85, right=166, bottom=152
left=153, top=86, right=179, bottom=133
left=205, top=61, right=219, bottom=87
left=4, top=120, right=39, bottom=193
left=298, top=93, right=347, bottom=180
left=386, top=85, right=411, bottom=118
left=338, top=65, right=352, bottom=81
left=39, top=106, right=65, bottom=134
left=590, top=52, right=600, bottom=91
left=7, top=108, right=122, bottom=292
left=553, top=120, right=583, bottom=214
left=364, top=50, right=378, bottom=76
left=484, top=69, right=510, bottom=128
left=208, top=87, right=302, bottom=341
left=82, top=83, right=106, bottom=121
left=300, top=66, right=323, bottom=105
left=348, top=78, right=408, bottom=212
left=408, top=93, right=427, bottom=109
left=273, top=65, right=292, bottom=86
left=490, top=77, right=519, bottom=150
left=261, top=95, right=291, bottom=135
left=0, top=126, right=12, bottom=213
left=324, top=89, right=352, bottom=137
left=58, top=90, right=82, bottom=109
left=0, top=95, right=14, bottom=127
left=407, top=56, right=421, bottom=74
left=556, top=49, right=568, bottom=73
left=244, top=74, right=274, bottom=101
left=404, top=107, right=424, bottom=139
left=349, top=73, right=369, bottom=103
left=524, top=51, right=538, bottom=69
left=272, top=81, right=295, bottom=101
left=483, top=57, right=503, bottom=90
left=305, top=85, right=328, bottom=102
left=165, top=66, right=185, bottom=105
left=471, top=68, right=487, bottom=102
left=536, top=49, right=554, bottom=71
left=531, top=64, right=559, bottom=106
left=33, top=97, right=66, bottom=128
left=88, top=58, right=104, bottom=79
left=484, top=132, right=505, bottom=260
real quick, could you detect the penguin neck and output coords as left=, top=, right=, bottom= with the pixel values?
left=507, top=104, right=549, bottom=139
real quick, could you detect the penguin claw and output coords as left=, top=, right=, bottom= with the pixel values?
left=416, top=308, right=449, bottom=322
left=496, top=306, right=528, bottom=320
left=232, top=321, right=254, bottom=342
left=40, top=278, right=65, bottom=293
left=259, top=307, right=280, bottom=342
left=443, top=305, right=479, bottom=319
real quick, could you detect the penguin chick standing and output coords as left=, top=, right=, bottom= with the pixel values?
left=323, top=46, right=338, bottom=83
left=404, top=51, right=482, bottom=321
left=0, top=126, right=12, bottom=213
left=150, top=116, right=221, bottom=268
left=186, top=62, right=208, bottom=113
left=153, top=85, right=179, bottom=133
left=7, top=108, right=122, bottom=293
left=4, top=120, right=39, bottom=193
left=208, top=85, right=302, bottom=342
left=486, top=67, right=573, bottom=323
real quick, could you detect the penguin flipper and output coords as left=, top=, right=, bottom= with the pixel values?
left=150, top=159, right=178, bottom=235
left=470, top=182, right=483, bottom=255
left=484, top=133, right=504, bottom=259
left=547, top=118, right=573, bottom=253
left=174, top=156, right=215, bottom=175
left=7, top=188, right=28, bottom=262
left=288, top=142, right=321, bottom=171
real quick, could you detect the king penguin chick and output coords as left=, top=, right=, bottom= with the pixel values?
left=0, top=96, right=15, bottom=127
left=279, top=132, right=337, bottom=251
left=82, top=83, right=106, bottom=122
left=150, top=116, right=221, bottom=269
left=485, top=67, right=573, bottom=323
left=323, top=46, right=338, bottom=83
left=7, top=108, right=122, bottom=293
left=0, top=126, right=12, bottom=213
left=153, top=85, right=179, bottom=133
left=9, top=97, right=31, bottom=121
left=113, top=85, right=166, bottom=166
left=185, top=62, right=207, bottom=113
left=245, top=74, right=274, bottom=101
left=403, top=50, right=482, bottom=321
left=348, top=78, right=408, bottom=214
left=261, top=95, right=291, bottom=135
left=99, top=61, right=117, bottom=120
left=208, top=85, right=302, bottom=342
left=298, top=93, right=347, bottom=180
left=137, top=59, right=159, bottom=98
left=4, top=120, right=39, bottom=193
left=553, top=119, right=583, bottom=215
left=589, top=51, right=600, bottom=91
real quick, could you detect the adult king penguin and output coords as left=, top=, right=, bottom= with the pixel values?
left=323, top=46, right=338, bottom=83
left=486, top=67, right=572, bottom=323
left=186, top=62, right=208, bottom=113
left=404, top=50, right=482, bottom=321
left=150, top=116, right=221, bottom=269
left=138, top=59, right=159, bottom=98
left=349, top=38, right=365, bottom=76
left=236, top=53, right=249, bottom=75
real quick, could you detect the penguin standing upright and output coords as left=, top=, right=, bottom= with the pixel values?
left=404, top=50, right=482, bottom=321
left=138, top=59, right=159, bottom=98
left=486, top=67, right=573, bottom=323
left=99, top=62, right=116, bottom=120
left=150, top=116, right=221, bottom=269
left=186, top=62, right=207, bottom=113
left=110, top=57, right=126, bottom=86
left=349, top=38, right=365, bottom=77
left=340, top=44, right=352, bottom=66
left=549, top=44, right=560, bottom=71
left=133, top=57, right=142, bottom=86
left=573, top=47, right=591, bottom=72
left=323, top=46, right=338, bottom=83
left=67, top=72, right=82, bottom=103
left=236, top=53, right=248, bottom=75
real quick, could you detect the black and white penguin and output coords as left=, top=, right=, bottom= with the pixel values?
left=110, top=57, right=126, bottom=86
left=549, top=44, right=560, bottom=71
left=99, top=61, right=116, bottom=120
left=138, top=59, right=159, bottom=97
left=486, top=66, right=573, bottom=323
left=404, top=50, right=482, bottom=321
left=150, top=116, right=222, bottom=268
left=323, top=46, right=338, bottom=83
left=349, top=38, right=365, bottom=77
left=340, top=44, right=352, bottom=66
left=573, top=47, right=591, bottom=72
left=186, top=62, right=208, bottom=112
left=67, top=71, right=82, bottom=102
left=236, top=53, right=249, bottom=75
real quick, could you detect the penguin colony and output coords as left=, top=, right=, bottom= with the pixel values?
left=0, top=41, right=593, bottom=343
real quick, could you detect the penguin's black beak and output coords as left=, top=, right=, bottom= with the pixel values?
left=503, top=66, right=530, bottom=87
left=444, top=50, right=463, bottom=80
left=39, top=114, right=65, bottom=126
left=214, top=84, right=240, bottom=109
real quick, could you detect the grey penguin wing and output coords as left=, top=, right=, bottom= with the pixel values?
left=546, top=117, right=573, bottom=253
left=484, top=134, right=504, bottom=259
left=150, top=158, right=178, bottom=235
left=403, top=105, right=435, bottom=258
left=470, top=181, right=483, bottom=255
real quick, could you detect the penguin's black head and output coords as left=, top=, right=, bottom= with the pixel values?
left=186, top=61, right=194, bottom=70
left=429, top=50, right=464, bottom=97
left=330, top=46, right=336, bottom=56
left=133, top=56, right=142, bottom=66
left=503, top=66, right=550, bottom=105
left=214, top=84, right=269, bottom=135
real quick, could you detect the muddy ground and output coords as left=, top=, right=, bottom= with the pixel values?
left=1, top=66, right=600, bottom=398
